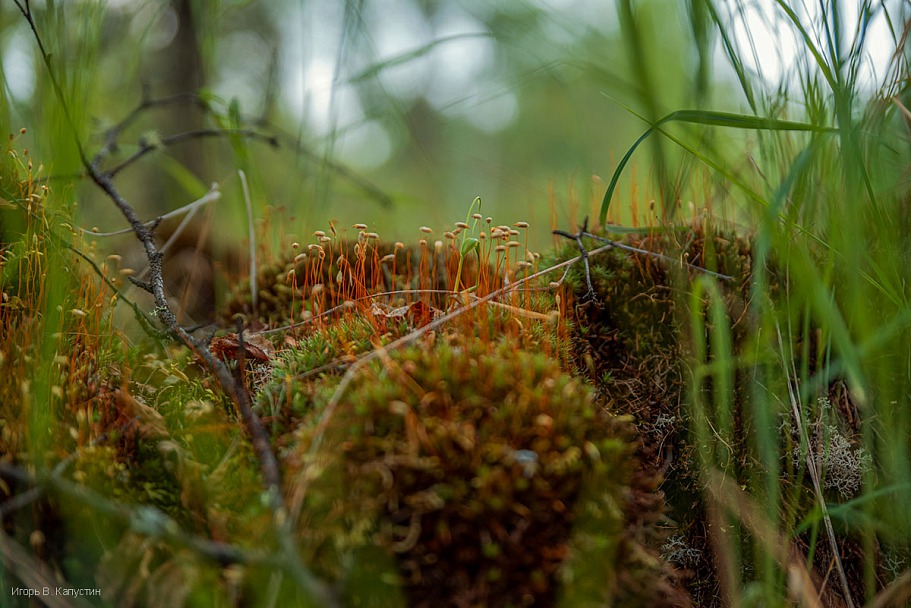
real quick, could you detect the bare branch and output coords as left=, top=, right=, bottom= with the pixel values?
left=106, top=129, right=279, bottom=178
left=75, top=186, right=220, bottom=237
left=93, top=93, right=208, bottom=167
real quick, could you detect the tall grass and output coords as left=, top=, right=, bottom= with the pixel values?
left=607, top=0, right=911, bottom=604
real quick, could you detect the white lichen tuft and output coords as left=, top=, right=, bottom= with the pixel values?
left=661, top=534, right=702, bottom=567
left=792, top=398, right=873, bottom=499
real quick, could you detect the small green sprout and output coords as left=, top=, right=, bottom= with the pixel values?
left=452, top=196, right=483, bottom=299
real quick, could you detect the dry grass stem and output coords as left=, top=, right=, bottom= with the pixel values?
left=776, top=321, right=856, bottom=608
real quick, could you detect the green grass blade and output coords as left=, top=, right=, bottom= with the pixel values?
left=600, top=105, right=834, bottom=225
left=600, top=126, right=654, bottom=226
left=347, top=33, right=493, bottom=85
left=772, top=0, right=837, bottom=91
left=703, top=0, right=756, bottom=111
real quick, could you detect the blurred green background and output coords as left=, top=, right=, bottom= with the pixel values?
left=1, top=0, right=848, bottom=250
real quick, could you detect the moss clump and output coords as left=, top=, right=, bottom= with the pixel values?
left=292, top=337, right=684, bottom=607
left=560, top=226, right=751, bottom=395
left=555, top=225, right=754, bottom=463
left=554, top=225, right=777, bottom=606
left=222, top=238, right=480, bottom=328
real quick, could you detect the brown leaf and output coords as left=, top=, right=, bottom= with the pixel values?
left=116, top=389, right=168, bottom=440
left=407, top=300, right=442, bottom=328
left=209, top=332, right=273, bottom=362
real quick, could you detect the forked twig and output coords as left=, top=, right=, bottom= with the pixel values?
left=553, top=216, right=734, bottom=303
left=46, top=89, right=394, bottom=209
left=553, top=217, right=597, bottom=302
left=92, top=92, right=206, bottom=164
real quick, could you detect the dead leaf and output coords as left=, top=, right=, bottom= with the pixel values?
left=116, top=389, right=168, bottom=440
left=407, top=300, right=442, bottom=328
left=210, top=331, right=273, bottom=362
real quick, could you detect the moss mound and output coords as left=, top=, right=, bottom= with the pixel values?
left=292, top=337, right=686, bottom=607
left=555, top=225, right=777, bottom=605
left=560, top=226, right=752, bottom=402
left=222, top=238, right=481, bottom=328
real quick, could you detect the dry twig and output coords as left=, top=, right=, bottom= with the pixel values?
left=553, top=216, right=734, bottom=302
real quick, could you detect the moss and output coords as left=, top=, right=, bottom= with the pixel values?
left=222, top=239, right=480, bottom=328
left=292, top=337, right=683, bottom=607
left=550, top=226, right=858, bottom=607
left=551, top=225, right=755, bottom=606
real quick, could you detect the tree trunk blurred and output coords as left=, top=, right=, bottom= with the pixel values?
left=164, top=0, right=208, bottom=182
left=155, top=0, right=214, bottom=324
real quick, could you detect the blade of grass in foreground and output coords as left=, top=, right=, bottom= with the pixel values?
left=599, top=108, right=835, bottom=225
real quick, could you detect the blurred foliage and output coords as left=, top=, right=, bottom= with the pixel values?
left=1, top=0, right=739, bottom=249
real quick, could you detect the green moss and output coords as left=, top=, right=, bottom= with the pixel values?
left=293, top=337, right=680, bottom=607
left=552, top=226, right=765, bottom=606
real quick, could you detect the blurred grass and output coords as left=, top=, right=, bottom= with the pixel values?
left=3, top=0, right=733, bottom=249
left=656, top=1, right=911, bottom=604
